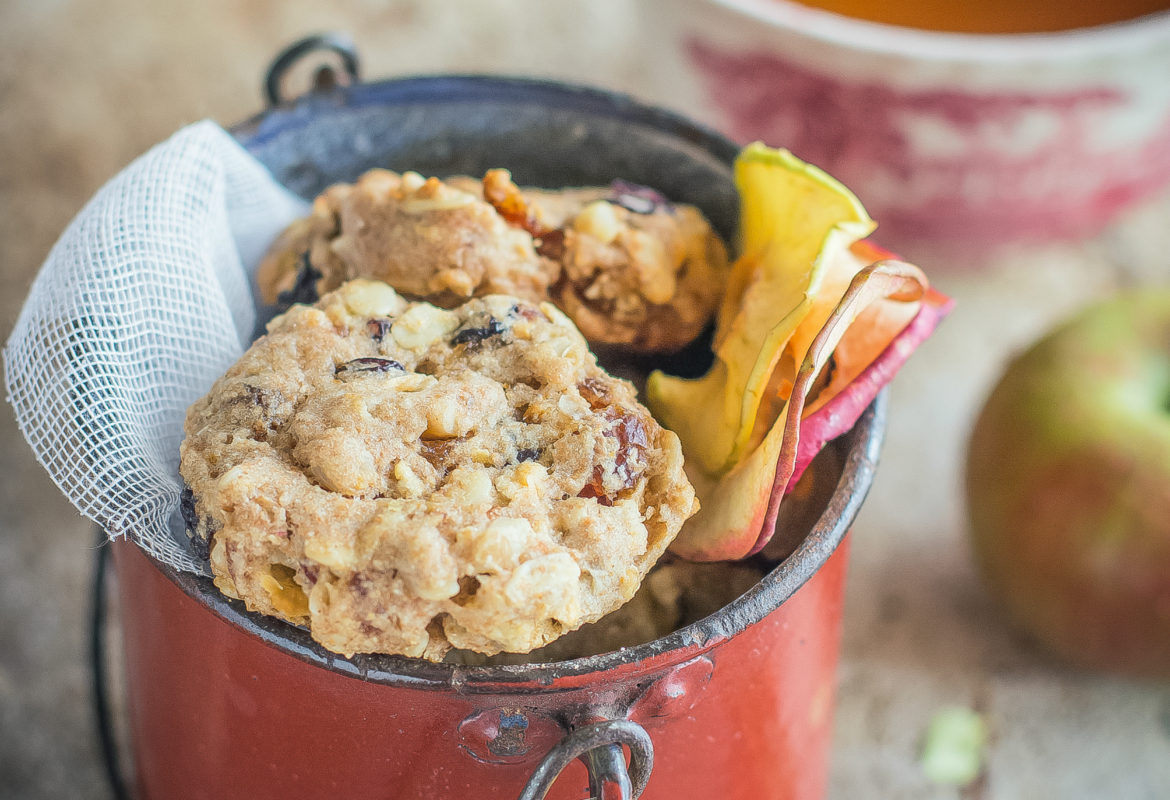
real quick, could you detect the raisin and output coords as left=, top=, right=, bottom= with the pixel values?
left=349, top=574, right=371, bottom=598
left=233, top=384, right=289, bottom=440
left=419, top=439, right=454, bottom=471
left=180, top=487, right=211, bottom=563
left=534, top=228, right=566, bottom=260
left=452, top=575, right=481, bottom=607
left=577, top=407, right=650, bottom=505
left=516, top=448, right=541, bottom=462
left=607, top=180, right=673, bottom=215
left=577, top=377, right=611, bottom=410
left=276, top=252, right=322, bottom=308
left=577, top=473, right=615, bottom=507
left=484, top=171, right=547, bottom=237
left=366, top=318, right=392, bottom=342
left=241, top=384, right=286, bottom=414
left=451, top=317, right=506, bottom=347
left=511, top=303, right=543, bottom=321
left=335, top=357, right=405, bottom=375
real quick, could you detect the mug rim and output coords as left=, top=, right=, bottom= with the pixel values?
left=717, top=0, right=1170, bottom=63
left=153, top=74, right=887, bottom=691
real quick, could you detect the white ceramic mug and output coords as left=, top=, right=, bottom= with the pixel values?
left=646, top=0, right=1170, bottom=252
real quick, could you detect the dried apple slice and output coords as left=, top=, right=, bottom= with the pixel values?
left=668, top=261, right=932, bottom=561
left=789, top=287, right=954, bottom=492
left=647, top=144, right=875, bottom=476
left=649, top=143, right=950, bottom=561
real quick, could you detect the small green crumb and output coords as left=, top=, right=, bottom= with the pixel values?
left=920, top=706, right=987, bottom=786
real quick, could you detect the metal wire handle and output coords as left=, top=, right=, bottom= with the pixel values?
left=92, top=529, right=131, bottom=800
left=516, top=719, right=654, bottom=800
left=263, top=32, right=361, bottom=108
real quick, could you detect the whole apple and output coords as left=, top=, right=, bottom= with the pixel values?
left=966, top=290, right=1170, bottom=678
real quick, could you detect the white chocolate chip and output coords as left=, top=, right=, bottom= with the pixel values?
left=337, top=279, right=406, bottom=318
left=538, top=301, right=573, bottom=327
left=304, top=534, right=357, bottom=571
left=215, top=464, right=247, bottom=492
left=433, top=268, right=476, bottom=297
left=505, top=553, right=582, bottom=622
left=393, top=304, right=460, bottom=349
left=461, top=470, right=494, bottom=505
left=425, top=395, right=463, bottom=439
left=514, top=461, right=547, bottom=489
left=624, top=230, right=677, bottom=305
left=387, top=373, right=431, bottom=392
left=393, top=460, right=426, bottom=498
left=573, top=200, right=622, bottom=244
left=470, top=516, right=534, bottom=570
left=400, top=171, right=426, bottom=192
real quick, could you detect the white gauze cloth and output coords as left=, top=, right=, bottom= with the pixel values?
left=4, top=121, right=310, bottom=574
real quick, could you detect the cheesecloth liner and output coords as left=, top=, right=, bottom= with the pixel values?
left=4, top=121, right=310, bottom=574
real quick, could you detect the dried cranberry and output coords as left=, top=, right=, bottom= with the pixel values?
left=577, top=407, right=650, bottom=505
left=276, top=252, right=322, bottom=308
left=180, top=487, right=211, bottom=563
left=534, top=229, right=566, bottom=260
left=366, top=318, right=392, bottom=342
left=607, top=180, right=673, bottom=215
left=577, top=377, right=611, bottom=409
left=451, top=317, right=506, bottom=347
left=485, top=175, right=547, bottom=238
left=241, top=384, right=285, bottom=413
left=335, top=357, right=405, bottom=375
left=578, top=474, right=615, bottom=507
left=511, top=303, right=543, bottom=321
left=419, top=439, right=454, bottom=471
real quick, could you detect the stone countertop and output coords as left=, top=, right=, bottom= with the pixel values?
left=2, top=1, right=1168, bottom=798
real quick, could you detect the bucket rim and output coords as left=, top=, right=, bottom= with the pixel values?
left=146, top=74, right=887, bottom=690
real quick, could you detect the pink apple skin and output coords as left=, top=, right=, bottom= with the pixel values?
left=966, top=291, right=1170, bottom=678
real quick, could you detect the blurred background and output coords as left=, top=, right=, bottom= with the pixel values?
left=2, top=1, right=1170, bottom=798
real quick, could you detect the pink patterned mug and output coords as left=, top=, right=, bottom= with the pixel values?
left=649, top=0, right=1170, bottom=253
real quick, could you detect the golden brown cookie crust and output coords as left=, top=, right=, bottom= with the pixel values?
left=257, top=169, right=728, bottom=354
left=534, top=186, right=729, bottom=353
left=179, top=280, right=697, bottom=659
left=256, top=169, right=557, bottom=309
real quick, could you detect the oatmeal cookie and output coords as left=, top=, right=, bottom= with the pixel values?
left=525, top=179, right=730, bottom=353
left=257, top=169, right=728, bottom=353
left=180, top=279, right=697, bottom=659
left=256, top=169, right=557, bottom=309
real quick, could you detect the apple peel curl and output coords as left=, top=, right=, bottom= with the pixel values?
left=668, top=261, right=943, bottom=561
left=648, top=144, right=875, bottom=477
left=649, top=144, right=951, bottom=562
left=789, top=287, right=954, bottom=493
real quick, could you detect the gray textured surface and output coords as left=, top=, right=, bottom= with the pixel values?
left=3, top=1, right=1170, bottom=798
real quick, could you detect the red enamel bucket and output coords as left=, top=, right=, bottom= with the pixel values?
left=99, top=37, right=888, bottom=800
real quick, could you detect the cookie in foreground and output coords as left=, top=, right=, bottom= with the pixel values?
left=179, top=279, right=698, bottom=659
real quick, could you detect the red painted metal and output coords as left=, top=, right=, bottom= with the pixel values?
left=113, top=533, right=850, bottom=800
left=105, top=59, right=882, bottom=800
